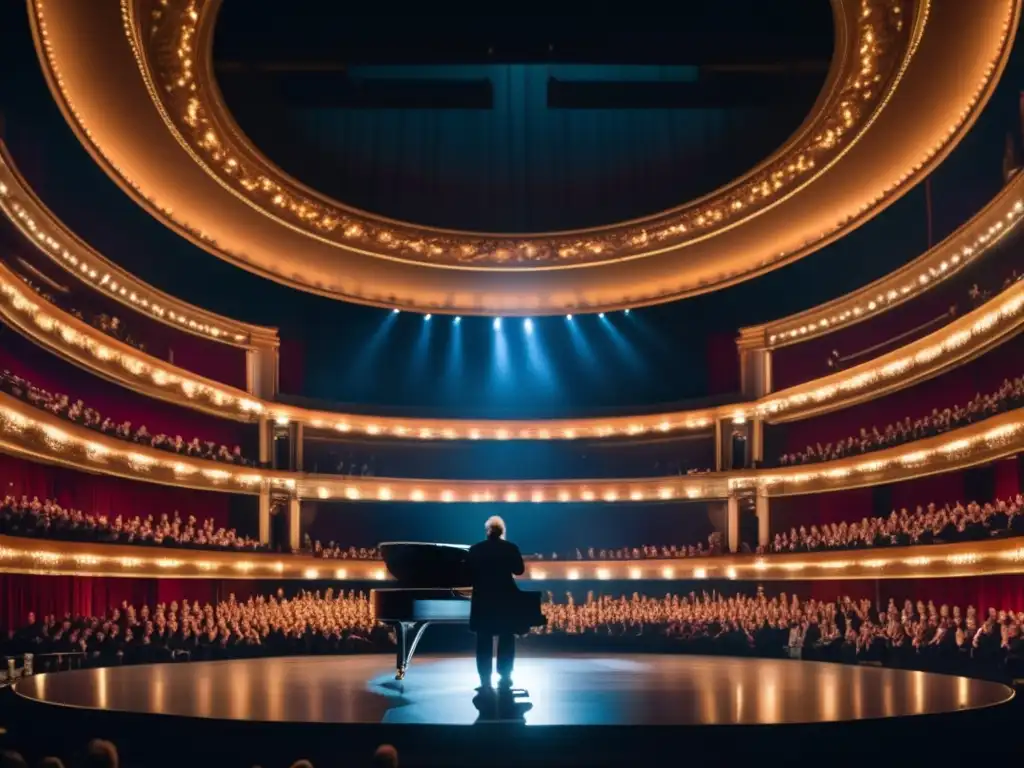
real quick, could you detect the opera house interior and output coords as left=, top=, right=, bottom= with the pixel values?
left=0, top=0, right=1023, bottom=765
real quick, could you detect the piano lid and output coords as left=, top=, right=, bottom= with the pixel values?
left=379, top=541, right=471, bottom=588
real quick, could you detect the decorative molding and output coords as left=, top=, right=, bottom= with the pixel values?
left=739, top=173, right=1024, bottom=351
left=2, top=533, right=1023, bottom=582
left=26, top=0, right=1019, bottom=312
left=1, top=389, right=1020, bottom=501
left=0, top=143, right=278, bottom=350
left=135, top=0, right=910, bottom=268
left=1, top=254, right=1022, bottom=436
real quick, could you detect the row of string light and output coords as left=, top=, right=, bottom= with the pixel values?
left=395, top=308, right=632, bottom=331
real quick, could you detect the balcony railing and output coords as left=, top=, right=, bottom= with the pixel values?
left=1, top=388, right=1020, bottom=501
left=2, top=533, right=1022, bottom=582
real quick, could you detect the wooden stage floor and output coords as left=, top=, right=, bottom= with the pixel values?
left=12, top=653, right=1014, bottom=727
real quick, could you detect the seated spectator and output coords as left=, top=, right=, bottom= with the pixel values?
left=0, top=369, right=254, bottom=467
left=0, top=493, right=267, bottom=552
left=778, top=374, right=1024, bottom=466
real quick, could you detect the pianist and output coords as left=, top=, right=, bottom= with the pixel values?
left=468, top=515, right=526, bottom=691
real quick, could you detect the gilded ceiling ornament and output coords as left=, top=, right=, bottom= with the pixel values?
left=135, top=0, right=910, bottom=268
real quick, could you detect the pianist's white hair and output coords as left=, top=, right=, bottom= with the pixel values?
left=485, top=515, right=506, bottom=539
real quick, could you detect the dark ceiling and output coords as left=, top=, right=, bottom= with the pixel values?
left=213, top=5, right=833, bottom=231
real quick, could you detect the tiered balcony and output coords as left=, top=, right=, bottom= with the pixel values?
left=0, top=140, right=1021, bottom=594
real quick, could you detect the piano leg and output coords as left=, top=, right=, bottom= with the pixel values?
left=395, top=621, right=431, bottom=680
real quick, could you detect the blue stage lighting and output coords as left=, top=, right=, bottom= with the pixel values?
left=524, top=318, right=534, bottom=334
left=424, top=314, right=432, bottom=321
left=624, top=309, right=631, bottom=315
left=454, top=316, right=462, bottom=325
left=599, top=312, right=606, bottom=319
left=493, top=318, right=502, bottom=331
left=566, top=314, right=573, bottom=321
left=392, top=309, right=400, bottom=315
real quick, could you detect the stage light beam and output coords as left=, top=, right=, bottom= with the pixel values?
left=524, top=318, right=534, bottom=335
left=493, top=318, right=502, bottom=331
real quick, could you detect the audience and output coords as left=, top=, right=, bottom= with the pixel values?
left=759, top=494, right=1024, bottom=553
left=1, top=590, right=389, bottom=667
left=0, top=369, right=253, bottom=466
left=301, top=536, right=381, bottom=560
left=526, top=532, right=725, bottom=561
left=16, top=273, right=147, bottom=355
left=533, top=589, right=1024, bottom=678
left=301, top=492, right=1024, bottom=563
left=4, top=588, right=1022, bottom=681
left=0, top=493, right=265, bottom=552
left=778, top=374, right=1023, bottom=465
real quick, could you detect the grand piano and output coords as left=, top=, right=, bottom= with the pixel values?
left=371, top=541, right=547, bottom=679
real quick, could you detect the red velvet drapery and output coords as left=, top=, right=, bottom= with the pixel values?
left=0, top=454, right=231, bottom=529
left=771, top=332, right=1024, bottom=457
left=994, top=455, right=1022, bottom=497
left=0, top=322, right=252, bottom=450
left=704, top=332, right=741, bottom=397
left=770, top=487, right=875, bottom=534
left=0, top=574, right=265, bottom=630
left=278, top=336, right=305, bottom=397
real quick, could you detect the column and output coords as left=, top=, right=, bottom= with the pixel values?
left=750, top=415, right=764, bottom=468
left=288, top=422, right=304, bottom=472
left=739, top=347, right=772, bottom=399
left=755, top=493, right=770, bottom=548
left=257, top=484, right=271, bottom=545
left=727, top=495, right=740, bottom=554
left=287, top=496, right=302, bottom=553
left=714, top=418, right=725, bottom=472
left=246, top=343, right=280, bottom=400
left=258, top=416, right=273, bottom=468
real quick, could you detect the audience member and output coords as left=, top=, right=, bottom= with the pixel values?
left=0, top=493, right=265, bottom=552
left=758, top=494, right=1024, bottom=554
left=778, top=374, right=1023, bottom=466
left=0, top=369, right=253, bottom=466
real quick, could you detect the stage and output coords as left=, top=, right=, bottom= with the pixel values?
left=4, top=654, right=1018, bottom=765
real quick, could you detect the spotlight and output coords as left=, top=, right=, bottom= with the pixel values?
left=392, top=309, right=400, bottom=315
left=493, top=318, right=502, bottom=330
left=454, top=316, right=462, bottom=325
left=624, top=309, right=630, bottom=315
left=424, top=314, right=432, bottom=321
left=524, top=318, right=533, bottom=334
left=566, top=314, right=573, bottom=321
left=599, top=312, right=605, bottom=319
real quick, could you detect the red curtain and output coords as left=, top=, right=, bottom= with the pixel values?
left=0, top=322, right=252, bottom=450
left=770, top=487, right=875, bottom=534
left=772, top=332, right=1024, bottom=455
left=993, top=455, right=1021, bottom=497
left=704, top=332, right=740, bottom=396
left=885, top=472, right=967, bottom=510
left=0, top=575, right=268, bottom=630
left=0, top=454, right=231, bottom=528
left=278, top=337, right=305, bottom=397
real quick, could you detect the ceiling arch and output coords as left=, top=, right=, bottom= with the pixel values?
left=26, top=0, right=1020, bottom=313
